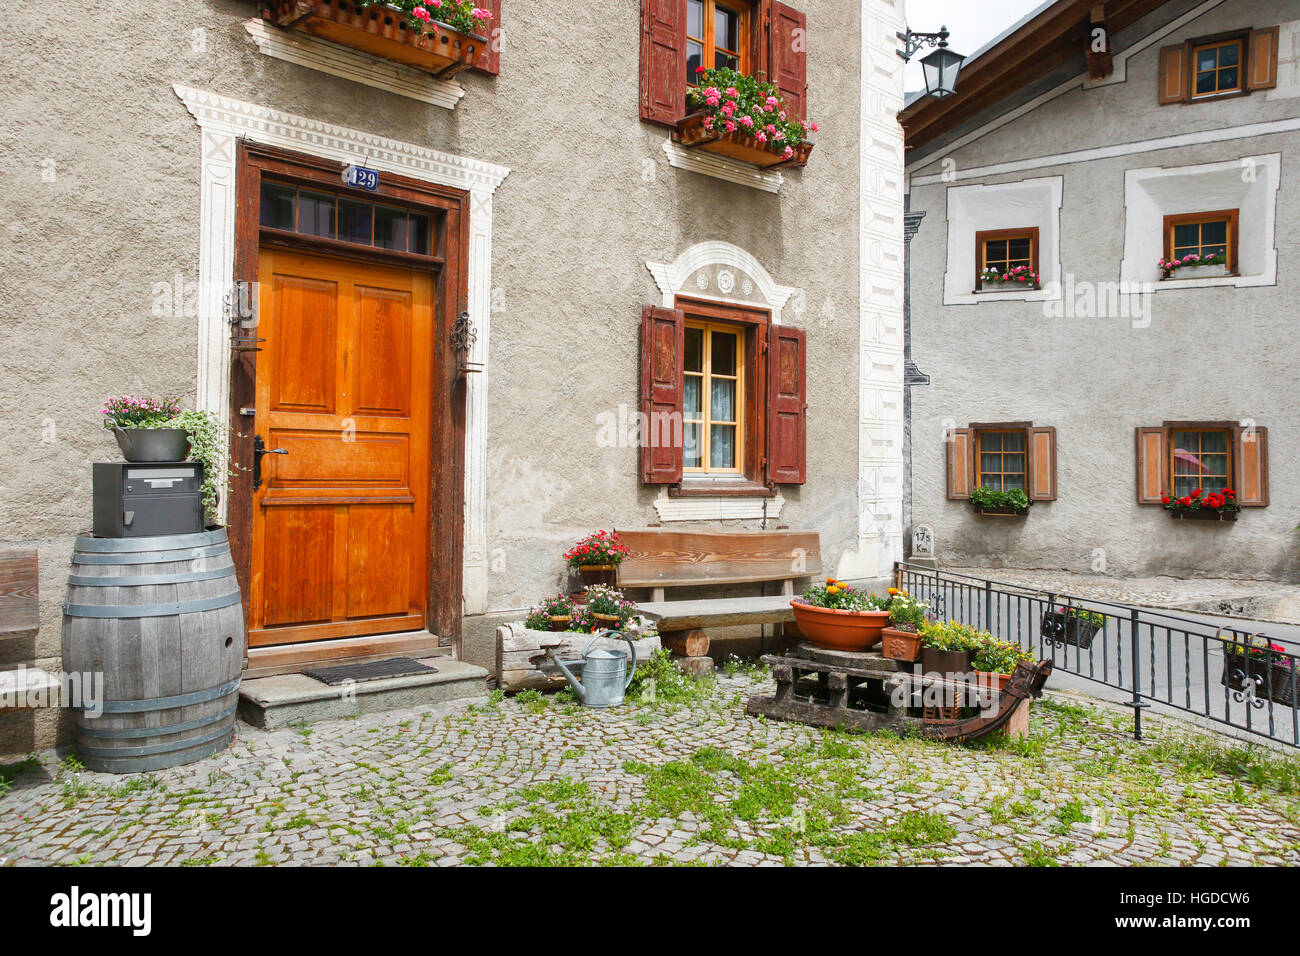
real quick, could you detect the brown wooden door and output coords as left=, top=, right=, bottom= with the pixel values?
left=249, top=250, right=434, bottom=646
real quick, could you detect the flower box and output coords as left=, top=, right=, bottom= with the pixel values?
left=1041, top=610, right=1101, bottom=650
left=972, top=503, right=1029, bottom=517
left=1221, top=656, right=1296, bottom=705
left=265, top=0, right=487, bottom=78
left=976, top=279, right=1040, bottom=292
left=1169, top=508, right=1239, bottom=521
left=1163, top=263, right=1230, bottom=279
left=880, top=626, right=922, bottom=663
left=675, top=112, right=813, bottom=170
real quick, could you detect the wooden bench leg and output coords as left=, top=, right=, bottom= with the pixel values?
left=674, top=655, right=715, bottom=678
left=660, top=628, right=710, bottom=658
left=827, top=672, right=849, bottom=710
left=773, top=664, right=793, bottom=701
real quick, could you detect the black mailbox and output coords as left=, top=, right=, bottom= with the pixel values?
left=93, top=462, right=205, bottom=538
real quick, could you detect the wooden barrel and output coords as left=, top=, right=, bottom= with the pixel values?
left=61, top=529, right=245, bottom=773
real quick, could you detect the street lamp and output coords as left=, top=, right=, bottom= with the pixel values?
left=897, top=26, right=965, bottom=99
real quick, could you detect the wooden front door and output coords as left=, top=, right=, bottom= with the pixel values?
left=249, top=250, right=435, bottom=646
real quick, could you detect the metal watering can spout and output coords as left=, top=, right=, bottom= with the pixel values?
left=551, top=654, right=587, bottom=703
left=551, top=631, right=637, bottom=708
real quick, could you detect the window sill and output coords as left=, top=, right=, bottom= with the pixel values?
left=670, top=480, right=776, bottom=498
left=973, top=284, right=1041, bottom=294
left=653, top=487, right=786, bottom=522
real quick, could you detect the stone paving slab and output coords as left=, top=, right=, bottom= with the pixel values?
left=1, top=666, right=1299, bottom=867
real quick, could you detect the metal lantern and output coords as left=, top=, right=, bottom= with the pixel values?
left=920, top=43, right=964, bottom=99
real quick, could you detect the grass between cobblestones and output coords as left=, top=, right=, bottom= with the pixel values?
left=2, top=650, right=1300, bottom=867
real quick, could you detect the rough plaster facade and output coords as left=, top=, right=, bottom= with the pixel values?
left=0, top=1, right=906, bottom=753
left=907, top=0, right=1299, bottom=582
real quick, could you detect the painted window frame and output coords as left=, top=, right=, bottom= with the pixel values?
left=686, top=0, right=751, bottom=85
left=1162, top=208, right=1239, bottom=274
left=1169, top=425, right=1233, bottom=497
left=974, top=227, right=1040, bottom=291
left=1190, top=36, right=1246, bottom=99
left=973, top=424, right=1029, bottom=492
left=683, top=318, right=746, bottom=476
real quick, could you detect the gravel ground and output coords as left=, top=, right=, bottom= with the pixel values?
left=3, top=663, right=1299, bottom=867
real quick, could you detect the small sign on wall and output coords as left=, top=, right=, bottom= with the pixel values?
left=342, top=164, right=379, bottom=191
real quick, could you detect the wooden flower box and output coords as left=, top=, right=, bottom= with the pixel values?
left=265, top=0, right=486, bottom=78
left=1169, top=508, right=1239, bottom=521
left=674, top=112, right=813, bottom=169
left=972, top=503, right=1029, bottom=517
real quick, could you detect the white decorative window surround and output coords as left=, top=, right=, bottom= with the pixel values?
left=652, top=490, right=786, bottom=522
left=661, top=140, right=785, bottom=194
left=1121, top=154, right=1280, bottom=291
left=243, top=19, right=465, bottom=109
left=172, top=85, right=509, bottom=616
left=944, top=176, right=1063, bottom=306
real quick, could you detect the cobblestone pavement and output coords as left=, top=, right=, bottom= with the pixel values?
left=948, top=567, right=1300, bottom=625
left=2, top=667, right=1299, bottom=867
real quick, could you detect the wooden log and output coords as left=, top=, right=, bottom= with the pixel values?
left=673, top=655, right=714, bottom=678
left=660, top=628, right=710, bottom=658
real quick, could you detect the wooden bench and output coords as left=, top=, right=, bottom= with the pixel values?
left=617, top=529, right=822, bottom=668
left=0, top=548, right=59, bottom=710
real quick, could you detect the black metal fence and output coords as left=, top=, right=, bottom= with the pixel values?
left=893, top=562, right=1300, bottom=748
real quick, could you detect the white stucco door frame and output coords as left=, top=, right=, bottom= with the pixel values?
left=173, top=85, right=510, bottom=622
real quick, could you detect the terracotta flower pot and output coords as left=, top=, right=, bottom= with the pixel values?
left=578, top=564, right=618, bottom=588
left=789, top=601, right=890, bottom=652
left=880, top=626, right=922, bottom=662
left=548, top=616, right=571, bottom=632
left=973, top=670, right=1011, bottom=693
left=589, top=612, right=621, bottom=634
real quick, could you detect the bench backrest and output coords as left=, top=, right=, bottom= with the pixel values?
left=0, top=549, right=39, bottom=640
left=617, top=529, right=822, bottom=589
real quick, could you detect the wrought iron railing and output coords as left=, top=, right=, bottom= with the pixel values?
left=893, top=562, right=1300, bottom=748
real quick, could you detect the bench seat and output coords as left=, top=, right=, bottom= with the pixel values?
left=637, top=595, right=795, bottom=632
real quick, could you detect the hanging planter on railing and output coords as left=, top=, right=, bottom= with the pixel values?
left=1220, top=631, right=1297, bottom=706
left=264, top=0, right=489, bottom=78
left=1040, top=607, right=1105, bottom=650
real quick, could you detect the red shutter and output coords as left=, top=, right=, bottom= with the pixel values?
left=1135, top=427, right=1168, bottom=503
left=1158, top=44, right=1189, bottom=104
left=946, top=428, right=974, bottom=500
left=1236, top=425, right=1270, bottom=506
left=1248, top=27, right=1280, bottom=91
left=640, top=0, right=687, bottom=127
left=765, top=325, right=807, bottom=485
left=1027, top=426, right=1058, bottom=501
left=472, top=0, right=501, bottom=75
left=769, top=3, right=808, bottom=120
left=640, top=305, right=684, bottom=484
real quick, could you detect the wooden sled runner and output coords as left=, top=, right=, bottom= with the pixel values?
left=746, top=649, right=1054, bottom=743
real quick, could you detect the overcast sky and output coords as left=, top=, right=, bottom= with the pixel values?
left=902, top=0, right=1048, bottom=92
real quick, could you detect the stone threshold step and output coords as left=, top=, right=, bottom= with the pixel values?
left=238, top=657, right=489, bottom=729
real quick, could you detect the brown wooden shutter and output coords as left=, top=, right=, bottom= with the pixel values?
left=640, top=305, right=684, bottom=484
left=471, top=0, right=502, bottom=75
left=1236, top=425, right=1270, bottom=506
left=946, top=428, right=974, bottom=500
left=640, top=0, right=687, bottom=127
left=1027, top=426, right=1058, bottom=501
left=751, top=0, right=772, bottom=80
left=1248, top=27, right=1280, bottom=91
left=769, top=3, right=808, bottom=121
left=1158, top=43, right=1189, bottom=104
left=1135, top=426, right=1168, bottom=503
left=765, top=325, right=807, bottom=485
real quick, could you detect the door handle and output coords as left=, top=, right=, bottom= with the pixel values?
left=252, top=435, right=289, bottom=492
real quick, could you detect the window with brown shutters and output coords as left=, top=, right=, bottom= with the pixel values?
left=1158, top=27, right=1279, bottom=104
left=947, top=422, right=1057, bottom=502
left=1134, top=423, right=1269, bottom=507
left=639, top=300, right=806, bottom=489
left=640, top=0, right=807, bottom=127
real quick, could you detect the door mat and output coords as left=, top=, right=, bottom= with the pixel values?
left=302, top=657, right=438, bottom=685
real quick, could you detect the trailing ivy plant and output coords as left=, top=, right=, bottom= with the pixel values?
left=970, top=486, right=1029, bottom=511
left=165, top=410, right=228, bottom=526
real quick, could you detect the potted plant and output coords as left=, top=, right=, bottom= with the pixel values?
left=525, top=594, right=578, bottom=632
left=976, top=264, right=1040, bottom=291
left=1163, top=487, right=1240, bottom=521
left=1040, top=605, right=1107, bottom=649
left=880, top=588, right=928, bottom=663
left=970, top=485, right=1030, bottom=517
left=1221, top=634, right=1296, bottom=705
left=579, top=585, right=637, bottom=634
left=564, top=530, right=632, bottom=588
left=1159, top=252, right=1229, bottom=280
left=101, top=395, right=189, bottom=462
left=918, top=621, right=978, bottom=675
left=677, top=67, right=817, bottom=169
left=264, top=0, right=492, bottom=78
left=789, top=579, right=890, bottom=652
left=971, top=637, right=1033, bottom=692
